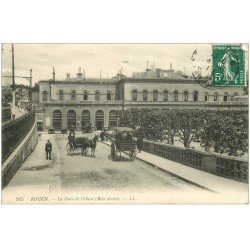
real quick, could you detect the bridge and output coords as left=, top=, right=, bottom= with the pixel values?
left=2, top=127, right=248, bottom=204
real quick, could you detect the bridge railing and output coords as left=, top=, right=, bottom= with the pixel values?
left=2, top=111, right=35, bottom=163
left=2, top=106, right=11, bottom=124
left=142, top=140, right=248, bottom=183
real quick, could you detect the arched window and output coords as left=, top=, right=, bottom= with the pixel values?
left=173, top=91, right=178, bottom=101
left=59, top=90, right=64, bottom=101
left=194, top=91, right=198, bottom=101
left=131, top=90, right=137, bottom=101
left=214, top=92, right=219, bottom=101
left=82, top=110, right=91, bottom=127
left=143, top=90, right=148, bottom=101
left=153, top=90, right=158, bottom=101
left=53, top=110, right=62, bottom=130
left=67, top=110, right=76, bottom=129
left=224, top=92, right=229, bottom=102
left=205, top=92, right=209, bottom=102
left=107, top=91, right=111, bottom=101
left=184, top=91, right=188, bottom=102
left=70, top=90, right=76, bottom=100
left=95, top=91, right=100, bottom=101
left=43, top=91, right=48, bottom=101
left=95, top=110, right=104, bottom=130
left=83, top=91, right=88, bottom=100
left=109, top=110, right=117, bottom=126
left=163, top=90, right=168, bottom=101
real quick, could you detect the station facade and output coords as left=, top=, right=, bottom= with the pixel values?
left=36, top=67, right=246, bottom=131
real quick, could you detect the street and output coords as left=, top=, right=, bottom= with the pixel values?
left=3, top=132, right=217, bottom=203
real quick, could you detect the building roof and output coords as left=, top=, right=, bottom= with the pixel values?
left=67, top=77, right=117, bottom=83
left=118, top=77, right=209, bottom=85
left=232, top=95, right=248, bottom=102
left=39, top=78, right=118, bottom=84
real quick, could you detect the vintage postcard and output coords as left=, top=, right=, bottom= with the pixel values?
left=1, top=43, right=249, bottom=204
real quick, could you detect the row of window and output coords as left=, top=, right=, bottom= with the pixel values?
left=42, top=90, right=112, bottom=101
left=43, top=90, right=239, bottom=102
left=131, top=90, right=239, bottom=102
left=52, top=109, right=118, bottom=129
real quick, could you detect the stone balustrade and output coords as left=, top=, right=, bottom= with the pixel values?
left=142, top=140, right=248, bottom=183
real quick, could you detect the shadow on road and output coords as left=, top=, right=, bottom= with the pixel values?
left=107, top=154, right=133, bottom=162
left=66, top=152, right=97, bottom=158
left=22, top=164, right=51, bottom=171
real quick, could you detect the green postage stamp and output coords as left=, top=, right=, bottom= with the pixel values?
left=212, top=45, right=245, bottom=86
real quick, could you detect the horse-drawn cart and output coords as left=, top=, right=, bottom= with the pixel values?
left=66, top=133, right=89, bottom=156
left=110, top=127, right=137, bottom=161
left=82, top=123, right=92, bottom=133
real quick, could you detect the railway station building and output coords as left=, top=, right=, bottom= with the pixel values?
left=35, top=66, right=246, bottom=131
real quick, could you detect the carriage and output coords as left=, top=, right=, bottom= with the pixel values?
left=66, top=132, right=89, bottom=156
left=82, top=123, right=92, bottom=133
left=110, top=127, right=137, bottom=161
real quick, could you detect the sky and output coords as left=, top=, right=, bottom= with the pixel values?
left=1, top=44, right=214, bottom=86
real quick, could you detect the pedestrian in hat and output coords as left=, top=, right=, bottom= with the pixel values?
left=45, top=140, right=52, bottom=160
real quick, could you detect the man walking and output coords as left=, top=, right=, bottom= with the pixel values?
left=45, top=140, right=52, bottom=160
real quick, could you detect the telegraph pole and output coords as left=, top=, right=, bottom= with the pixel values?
left=11, top=44, right=16, bottom=120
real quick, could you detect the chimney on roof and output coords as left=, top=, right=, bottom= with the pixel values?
left=76, top=67, right=83, bottom=82
left=170, top=62, right=172, bottom=71
left=83, top=68, right=85, bottom=79
left=66, top=73, right=70, bottom=81
left=53, top=67, right=55, bottom=81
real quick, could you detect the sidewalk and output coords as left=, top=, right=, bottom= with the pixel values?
left=2, top=133, right=58, bottom=197
left=101, top=141, right=248, bottom=197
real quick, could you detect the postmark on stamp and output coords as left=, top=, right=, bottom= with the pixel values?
left=212, top=45, right=245, bottom=86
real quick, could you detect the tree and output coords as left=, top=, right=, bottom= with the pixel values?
left=161, top=109, right=179, bottom=145
left=199, top=111, right=248, bottom=156
left=176, top=109, right=203, bottom=148
left=140, top=110, right=164, bottom=141
left=221, top=111, right=248, bottom=156
left=32, top=83, right=39, bottom=92
left=118, top=109, right=248, bottom=157
left=118, top=109, right=144, bottom=129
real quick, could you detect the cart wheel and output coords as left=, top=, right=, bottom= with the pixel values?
left=81, top=147, right=88, bottom=156
left=129, top=150, right=136, bottom=161
left=111, top=143, right=116, bottom=161
left=66, top=142, right=74, bottom=156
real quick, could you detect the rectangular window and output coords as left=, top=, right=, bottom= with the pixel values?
left=83, top=93, right=88, bottom=100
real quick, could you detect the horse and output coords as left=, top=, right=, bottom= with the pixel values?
left=89, top=134, right=99, bottom=157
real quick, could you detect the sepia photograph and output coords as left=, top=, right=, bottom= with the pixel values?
left=1, top=43, right=249, bottom=204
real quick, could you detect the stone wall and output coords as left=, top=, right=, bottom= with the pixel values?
left=2, top=122, right=38, bottom=188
